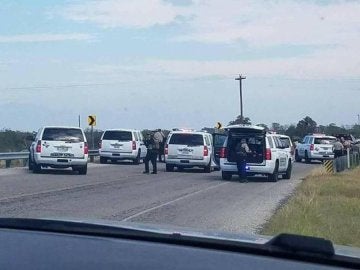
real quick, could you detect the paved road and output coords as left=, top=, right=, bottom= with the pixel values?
left=0, top=162, right=319, bottom=234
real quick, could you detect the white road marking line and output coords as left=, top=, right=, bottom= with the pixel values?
left=122, top=181, right=229, bottom=222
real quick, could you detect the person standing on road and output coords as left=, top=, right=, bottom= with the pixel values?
left=235, top=139, right=251, bottom=182
left=143, top=132, right=158, bottom=174
left=333, top=138, right=344, bottom=158
left=154, top=129, right=165, bottom=162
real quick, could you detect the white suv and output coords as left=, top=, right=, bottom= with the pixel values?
left=219, top=125, right=292, bottom=181
left=165, top=130, right=213, bottom=173
left=295, top=134, right=336, bottom=163
left=29, top=126, right=88, bottom=174
left=99, top=129, right=147, bottom=164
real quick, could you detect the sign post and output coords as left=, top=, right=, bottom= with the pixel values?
left=88, top=115, right=96, bottom=150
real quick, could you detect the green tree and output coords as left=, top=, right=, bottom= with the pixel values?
left=228, top=115, right=251, bottom=125
left=256, top=123, right=269, bottom=131
left=295, top=116, right=317, bottom=138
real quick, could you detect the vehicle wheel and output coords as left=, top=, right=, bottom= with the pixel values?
left=283, top=160, right=292, bottom=180
left=305, top=151, right=311, bottom=163
left=204, top=162, right=211, bottom=173
left=28, top=154, right=33, bottom=170
left=295, top=151, right=301, bottom=162
left=32, top=162, right=42, bottom=174
left=78, top=165, right=87, bottom=175
left=222, top=171, right=232, bottom=180
left=166, top=164, right=174, bottom=172
left=133, top=151, right=141, bottom=165
left=100, top=157, right=107, bottom=164
left=268, top=161, right=279, bottom=182
left=177, top=166, right=184, bottom=172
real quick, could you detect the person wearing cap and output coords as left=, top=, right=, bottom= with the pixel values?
left=143, top=131, right=158, bottom=174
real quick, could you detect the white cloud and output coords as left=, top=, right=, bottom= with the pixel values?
left=61, top=0, right=186, bottom=28
left=0, top=33, right=94, bottom=43
left=84, top=42, right=360, bottom=80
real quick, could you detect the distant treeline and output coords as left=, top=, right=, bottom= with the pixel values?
left=1, top=116, right=360, bottom=152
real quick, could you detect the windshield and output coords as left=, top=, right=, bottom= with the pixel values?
left=103, top=131, right=132, bottom=141
left=42, top=128, right=84, bottom=142
left=1, top=0, right=360, bottom=254
left=169, top=134, right=204, bottom=146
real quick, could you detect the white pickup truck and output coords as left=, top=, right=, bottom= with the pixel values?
left=295, top=134, right=336, bottom=163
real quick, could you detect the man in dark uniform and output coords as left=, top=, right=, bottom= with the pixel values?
left=143, top=132, right=158, bottom=174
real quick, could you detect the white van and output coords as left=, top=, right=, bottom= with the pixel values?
left=165, top=130, right=213, bottom=173
left=29, top=126, right=88, bottom=174
left=99, top=129, right=147, bottom=164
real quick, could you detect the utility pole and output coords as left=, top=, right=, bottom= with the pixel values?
left=235, top=74, right=246, bottom=123
left=358, top=114, right=360, bottom=125
left=78, top=115, right=81, bottom=128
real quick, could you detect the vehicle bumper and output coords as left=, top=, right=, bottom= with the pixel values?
left=165, top=157, right=210, bottom=167
left=99, top=150, right=137, bottom=160
left=309, top=152, right=334, bottom=160
left=220, top=159, right=275, bottom=175
left=34, top=155, right=88, bottom=167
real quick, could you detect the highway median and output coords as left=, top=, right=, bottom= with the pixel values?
left=261, top=167, right=360, bottom=248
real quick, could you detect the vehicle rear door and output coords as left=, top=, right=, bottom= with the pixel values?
left=40, top=128, right=85, bottom=159
left=279, top=136, right=294, bottom=161
left=168, top=133, right=205, bottom=160
left=313, top=137, right=335, bottom=157
left=273, top=136, right=288, bottom=171
left=212, top=133, right=227, bottom=166
left=102, top=130, right=133, bottom=154
left=138, top=132, right=147, bottom=158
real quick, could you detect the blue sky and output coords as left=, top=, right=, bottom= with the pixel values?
left=1, top=0, right=359, bottom=131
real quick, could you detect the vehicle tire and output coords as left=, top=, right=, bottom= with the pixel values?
left=28, top=154, right=33, bottom=170
left=305, top=151, right=311, bottom=163
left=222, top=171, right=232, bottom=180
left=32, top=162, right=42, bottom=174
left=100, top=157, right=107, bottom=164
left=166, top=164, right=174, bottom=172
left=78, top=165, right=87, bottom=175
left=204, top=162, right=211, bottom=173
left=283, top=160, right=292, bottom=180
left=133, top=151, right=141, bottom=165
left=177, top=166, right=184, bottom=172
left=268, top=161, right=279, bottom=182
left=295, top=150, right=301, bottom=162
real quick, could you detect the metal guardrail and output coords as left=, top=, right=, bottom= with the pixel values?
left=0, top=150, right=99, bottom=168
left=331, top=152, right=360, bottom=173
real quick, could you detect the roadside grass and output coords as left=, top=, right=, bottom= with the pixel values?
left=261, top=167, right=360, bottom=248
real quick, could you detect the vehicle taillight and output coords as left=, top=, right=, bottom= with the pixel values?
left=266, top=148, right=272, bottom=160
left=219, top=147, right=227, bottom=158
left=98, top=140, right=102, bottom=149
left=36, top=140, right=42, bottom=153
left=164, top=144, right=168, bottom=155
left=204, top=146, right=209, bottom=156
left=132, top=141, right=136, bottom=150
left=84, top=142, right=89, bottom=154
left=310, top=144, right=314, bottom=151
left=290, top=146, right=294, bottom=155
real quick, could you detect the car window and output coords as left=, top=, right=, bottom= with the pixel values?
left=169, top=134, right=204, bottom=146
left=42, top=128, right=84, bottom=142
left=103, top=131, right=132, bottom=141
left=204, top=136, right=211, bottom=146
left=279, top=137, right=291, bottom=148
left=134, top=132, right=139, bottom=141
left=314, top=137, right=336, bottom=144
left=214, top=135, right=226, bottom=147
left=267, top=137, right=274, bottom=148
